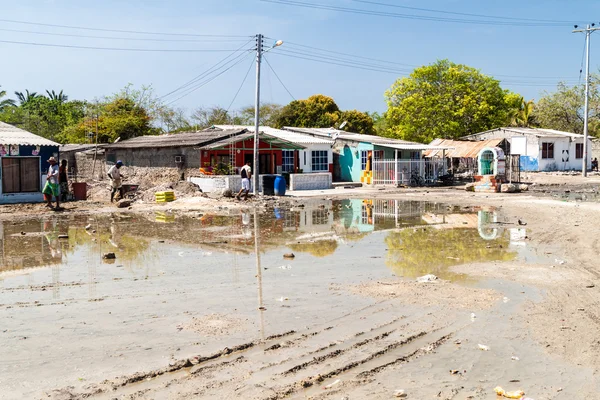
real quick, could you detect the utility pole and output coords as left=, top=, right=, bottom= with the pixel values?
left=573, top=24, right=600, bottom=177
left=253, top=33, right=263, bottom=195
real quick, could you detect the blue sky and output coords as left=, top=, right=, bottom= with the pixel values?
left=0, top=0, right=598, bottom=114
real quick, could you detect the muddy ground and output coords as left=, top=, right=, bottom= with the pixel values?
left=2, top=173, right=600, bottom=399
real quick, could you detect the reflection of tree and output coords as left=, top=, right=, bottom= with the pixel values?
left=289, top=240, right=338, bottom=257
left=385, top=228, right=515, bottom=280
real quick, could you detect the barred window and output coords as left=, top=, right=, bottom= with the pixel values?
left=311, top=150, right=328, bottom=172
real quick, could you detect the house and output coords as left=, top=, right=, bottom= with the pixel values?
left=283, top=127, right=450, bottom=184
left=424, top=138, right=507, bottom=175
left=59, top=144, right=108, bottom=181
left=211, top=125, right=334, bottom=173
left=461, top=127, right=592, bottom=172
left=0, top=122, right=60, bottom=204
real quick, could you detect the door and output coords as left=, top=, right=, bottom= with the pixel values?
left=259, top=154, right=271, bottom=174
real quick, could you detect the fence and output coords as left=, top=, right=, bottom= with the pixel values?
left=372, top=159, right=446, bottom=186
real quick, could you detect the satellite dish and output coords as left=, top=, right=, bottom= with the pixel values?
left=332, top=132, right=340, bottom=140
left=114, top=137, right=121, bottom=143
left=339, top=121, right=348, bottom=130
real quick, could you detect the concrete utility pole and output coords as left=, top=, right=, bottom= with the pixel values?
left=573, top=24, right=600, bottom=177
left=252, top=35, right=283, bottom=195
left=252, top=34, right=263, bottom=195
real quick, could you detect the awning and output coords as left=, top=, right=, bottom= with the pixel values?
left=377, top=143, right=455, bottom=151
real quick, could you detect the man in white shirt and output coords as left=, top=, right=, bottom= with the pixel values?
left=107, top=160, right=124, bottom=203
left=236, top=161, right=252, bottom=200
left=42, top=157, right=60, bottom=209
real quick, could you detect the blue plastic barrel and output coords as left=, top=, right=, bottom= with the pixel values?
left=274, top=175, right=286, bottom=196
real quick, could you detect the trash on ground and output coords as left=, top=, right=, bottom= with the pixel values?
left=471, top=313, right=477, bottom=321
left=585, top=284, right=595, bottom=288
left=493, top=386, right=524, bottom=399
left=277, top=297, right=289, bottom=302
left=393, top=389, right=407, bottom=398
left=478, top=344, right=490, bottom=351
left=555, top=259, right=566, bottom=265
left=84, top=224, right=92, bottom=230
left=258, top=306, right=266, bottom=311
left=102, top=253, right=116, bottom=260
left=279, top=265, right=292, bottom=270
left=416, top=274, right=438, bottom=283
left=511, top=356, right=519, bottom=361
left=58, top=235, right=69, bottom=239
left=503, top=297, right=510, bottom=303
left=324, top=379, right=340, bottom=389
left=283, top=253, right=295, bottom=259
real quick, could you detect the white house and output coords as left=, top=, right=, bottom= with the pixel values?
left=212, top=125, right=334, bottom=173
left=462, top=127, right=592, bottom=172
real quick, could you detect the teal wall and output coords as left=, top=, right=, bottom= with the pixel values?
left=339, top=142, right=374, bottom=182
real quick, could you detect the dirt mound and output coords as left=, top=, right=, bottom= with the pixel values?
left=179, top=313, right=247, bottom=336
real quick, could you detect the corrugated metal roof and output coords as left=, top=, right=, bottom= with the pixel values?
left=60, top=144, right=106, bottom=153
left=201, top=132, right=305, bottom=150
left=283, top=126, right=422, bottom=146
left=463, top=127, right=585, bottom=140
left=377, top=143, right=454, bottom=151
left=424, top=138, right=504, bottom=158
left=0, top=121, right=60, bottom=147
left=213, top=125, right=334, bottom=145
left=107, top=129, right=246, bottom=149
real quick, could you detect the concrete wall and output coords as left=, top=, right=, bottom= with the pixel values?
left=297, top=144, right=333, bottom=173
left=74, top=151, right=107, bottom=181
left=106, top=146, right=202, bottom=169
left=289, top=172, right=332, bottom=190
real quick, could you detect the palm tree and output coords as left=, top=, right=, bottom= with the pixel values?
left=46, top=89, right=68, bottom=103
left=14, top=90, right=40, bottom=106
left=0, top=86, right=16, bottom=111
left=510, top=97, right=536, bottom=127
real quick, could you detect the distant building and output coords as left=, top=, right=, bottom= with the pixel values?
left=0, top=122, right=60, bottom=204
left=462, top=127, right=592, bottom=172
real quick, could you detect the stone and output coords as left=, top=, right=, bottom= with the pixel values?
left=283, top=253, right=295, bottom=259
left=102, top=252, right=116, bottom=260
left=465, top=183, right=475, bottom=192
left=500, top=183, right=518, bottom=193
left=519, top=184, right=529, bottom=192
left=116, top=199, right=132, bottom=208
left=221, top=188, right=234, bottom=198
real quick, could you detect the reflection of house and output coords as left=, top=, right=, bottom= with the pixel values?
left=462, top=127, right=591, bottom=172
left=0, top=122, right=60, bottom=204
left=283, top=127, right=444, bottom=183
left=212, top=125, right=334, bottom=173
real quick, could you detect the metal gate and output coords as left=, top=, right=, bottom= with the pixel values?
left=506, top=154, right=520, bottom=183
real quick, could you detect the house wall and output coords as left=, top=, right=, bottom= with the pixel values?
left=106, top=146, right=202, bottom=169
left=0, top=145, right=59, bottom=204
left=74, top=151, right=107, bottom=180
left=289, top=172, right=332, bottom=190
left=333, top=142, right=374, bottom=182
left=199, top=139, right=282, bottom=173
left=296, top=144, right=333, bottom=174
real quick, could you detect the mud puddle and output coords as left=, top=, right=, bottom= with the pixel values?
left=0, top=199, right=557, bottom=399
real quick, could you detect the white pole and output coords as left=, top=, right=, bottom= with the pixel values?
left=253, top=34, right=263, bottom=194
left=394, top=149, right=398, bottom=186
left=583, top=26, right=591, bottom=177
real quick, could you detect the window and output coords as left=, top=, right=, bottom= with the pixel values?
left=361, top=150, right=368, bottom=170
left=542, top=142, right=554, bottom=159
left=373, top=150, right=384, bottom=161
left=312, top=209, right=328, bottom=225
left=2, top=157, right=40, bottom=194
left=576, top=143, right=584, bottom=159
left=410, top=151, right=421, bottom=160
left=210, top=154, right=230, bottom=166
left=282, top=150, right=294, bottom=172
left=311, top=150, right=328, bottom=172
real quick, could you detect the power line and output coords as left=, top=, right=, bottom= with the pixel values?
left=0, top=39, right=250, bottom=52
left=263, top=55, right=295, bottom=100
left=165, top=53, right=254, bottom=105
left=0, top=18, right=251, bottom=38
left=271, top=51, right=409, bottom=74
left=160, top=40, right=255, bottom=99
left=227, top=57, right=256, bottom=112
left=260, top=0, right=574, bottom=27
left=0, top=27, right=251, bottom=43
left=350, top=0, right=580, bottom=24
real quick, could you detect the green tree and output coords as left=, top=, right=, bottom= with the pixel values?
left=533, top=78, right=600, bottom=136
left=508, top=96, right=536, bottom=127
left=14, top=90, right=40, bottom=106
left=191, top=106, right=241, bottom=128
left=0, top=86, right=16, bottom=111
left=274, top=94, right=374, bottom=134
left=384, top=60, right=513, bottom=143
left=46, top=90, right=68, bottom=103
left=238, top=103, right=283, bottom=126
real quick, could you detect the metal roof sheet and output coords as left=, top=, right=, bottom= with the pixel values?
left=212, top=125, right=334, bottom=145
left=424, top=138, right=504, bottom=158
left=107, top=129, right=246, bottom=149
left=201, top=132, right=306, bottom=150
left=0, top=121, right=60, bottom=147
left=462, top=127, right=585, bottom=140
left=282, top=126, right=421, bottom=146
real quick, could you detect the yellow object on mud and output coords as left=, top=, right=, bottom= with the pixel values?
left=155, top=191, right=176, bottom=203
left=494, top=386, right=525, bottom=399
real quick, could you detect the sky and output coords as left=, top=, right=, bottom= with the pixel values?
left=0, top=0, right=599, bottom=115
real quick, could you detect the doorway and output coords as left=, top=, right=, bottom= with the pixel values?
left=259, top=154, right=271, bottom=174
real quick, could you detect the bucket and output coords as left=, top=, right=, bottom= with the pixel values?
left=72, top=182, right=87, bottom=201
left=274, top=175, right=286, bottom=196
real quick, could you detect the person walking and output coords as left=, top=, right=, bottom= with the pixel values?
left=42, top=157, right=60, bottom=209
left=592, top=158, right=598, bottom=172
left=236, top=161, right=252, bottom=200
left=108, top=160, right=124, bottom=203
left=59, top=159, right=69, bottom=202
